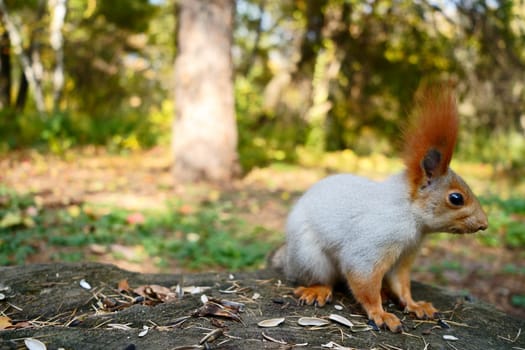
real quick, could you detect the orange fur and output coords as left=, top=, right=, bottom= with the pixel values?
left=403, top=85, right=459, bottom=196
left=346, top=258, right=403, bottom=332
left=386, top=251, right=438, bottom=319
left=294, top=285, right=333, bottom=307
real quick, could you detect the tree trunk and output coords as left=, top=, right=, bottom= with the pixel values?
left=0, top=0, right=46, bottom=114
left=173, top=0, right=239, bottom=184
left=0, top=31, right=11, bottom=108
left=304, top=2, right=346, bottom=153
left=49, top=0, right=67, bottom=111
left=15, top=67, right=28, bottom=110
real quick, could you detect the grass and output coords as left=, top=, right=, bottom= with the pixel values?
left=0, top=185, right=272, bottom=270
left=1, top=180, right=524, bottom=271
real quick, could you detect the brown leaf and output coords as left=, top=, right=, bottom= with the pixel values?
left=8, top=321, right=32, bottom=329
left=0, top=316, right=12, bottom=330
left=117, top=279, right=130, bottom=293
left=178, top=204, right=194, bottom=215
left=192, top=301, right=242, bottom=323
left=133, top=284, right=177, bottom=303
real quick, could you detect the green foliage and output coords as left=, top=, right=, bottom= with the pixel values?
left=511, top=294, right=525, bottom=308
left=510, top=294, right=525, bottom=308
left=0, top=187, right=271, bottom=269
left=478, top=196, right=525, bottom=249
left=460, top=131, right=525, bottom=178
left=96, top=0, right=157, bottom=32
left=236, top=76, right=306, bottom=170
left=0, top=104, right=172, bottom=153
left=1, top=0, right=524, bottom=176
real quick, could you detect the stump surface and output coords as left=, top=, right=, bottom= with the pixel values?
left=0, top=263, right=523, bottom=349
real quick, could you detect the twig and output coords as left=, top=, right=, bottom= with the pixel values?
left=6, top=302, right=22, bottom=311
left=446, top=342, right=459, bottom=350
left=261, top=332, right=287, bottom=345
left=498, top=328, right=522, bottom=343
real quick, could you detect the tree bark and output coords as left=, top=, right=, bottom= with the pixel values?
left=0, top=0, right=46, bottom=114
left=15, top=67, right=28, bottom=110
left=0, top=31, right=11, bottom=108
left=0, top=262, right=522, bottom=350
left=173, top=0, right=239, bottom=184
left=49, top=0, right=67, bottom=111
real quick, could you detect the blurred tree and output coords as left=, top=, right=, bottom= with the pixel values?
left=0, top=0, right=46, bottom=112
left=0, top=32, right=10, bottom=108
left=0, top=0, right=522, bottom=174
left=49, top=0, right=66, bottom=111
left=173, top=0, right=239, bottom=183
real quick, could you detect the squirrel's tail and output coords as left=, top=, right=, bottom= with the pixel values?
left=266, top=244, right=286, bottom=271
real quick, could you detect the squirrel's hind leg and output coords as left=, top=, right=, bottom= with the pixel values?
left=286, top=225, right=338, bottom=307
left=294, top=285, right=333, bottom=307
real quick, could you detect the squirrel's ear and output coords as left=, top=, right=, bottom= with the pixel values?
left=421, top=148, right=443, bottom=179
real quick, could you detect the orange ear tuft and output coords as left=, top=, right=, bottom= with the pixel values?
left=403, top=84, right=459, bottom=195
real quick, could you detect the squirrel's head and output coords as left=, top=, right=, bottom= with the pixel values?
left=403, top=84, right=488, bottom=234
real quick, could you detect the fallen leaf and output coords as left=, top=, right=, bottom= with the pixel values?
left=0, top=316, right=12, bottom=330
left=9, top=321, right=33, bottom=329
left=117, top=279, right=130, bottom=292
left=0, top=211, right=22, bottom=228
left=67, top=205, right=81, bottom=217
left=126, top=212, right=145, bottom=225
left=192, top=298, right=244, bottom=323
left=25, top=206, right=39, bottom=217
left=133, top=284, right=177, bottom=302
left=178, top=204, right=194, bottom=215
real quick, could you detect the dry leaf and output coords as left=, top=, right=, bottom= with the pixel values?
left=178, top=204, right=194, bottom=215
left=10, top=321, right=33, bottom=329
left=0, top=316, right=12, bottom=330
left=192, top=300, right=243, bottom=323
left=133, top=284, right=177, bottom=302
left=117, top=279, right=130, bottom=292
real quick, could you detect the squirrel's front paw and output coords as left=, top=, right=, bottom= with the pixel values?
left=294, top=285, right=332, bottom=307
left=405, top=301, right=439, bottom=319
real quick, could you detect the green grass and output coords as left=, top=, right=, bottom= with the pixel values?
left=1, top=182, right=524, bottom=270
left=0, top=186, right=272, bottom=270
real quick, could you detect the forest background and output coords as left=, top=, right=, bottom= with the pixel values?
left=0, top=0, right=524, bottom=318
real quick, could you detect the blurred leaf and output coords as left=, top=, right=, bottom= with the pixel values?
left=0, top=212, right=23, bottom=228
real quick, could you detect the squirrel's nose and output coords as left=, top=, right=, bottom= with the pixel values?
left=477, top=217, right=488, bottom=231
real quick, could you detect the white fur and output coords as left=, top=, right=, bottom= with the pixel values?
left=285, top=172, right=422, bottom=285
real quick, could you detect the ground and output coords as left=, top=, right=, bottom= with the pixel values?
left=1, top=147, right=524, bottom=320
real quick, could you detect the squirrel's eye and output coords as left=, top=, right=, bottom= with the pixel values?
left=448, top=192, right=464, bottom=206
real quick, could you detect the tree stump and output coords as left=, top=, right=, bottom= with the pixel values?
left=0, top=263, right=523, bottom=349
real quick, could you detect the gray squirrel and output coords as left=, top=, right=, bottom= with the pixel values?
left=272, top=85, right=488, bottom=332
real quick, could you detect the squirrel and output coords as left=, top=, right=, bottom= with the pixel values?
left=271, top=85, right=488, bottom=332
